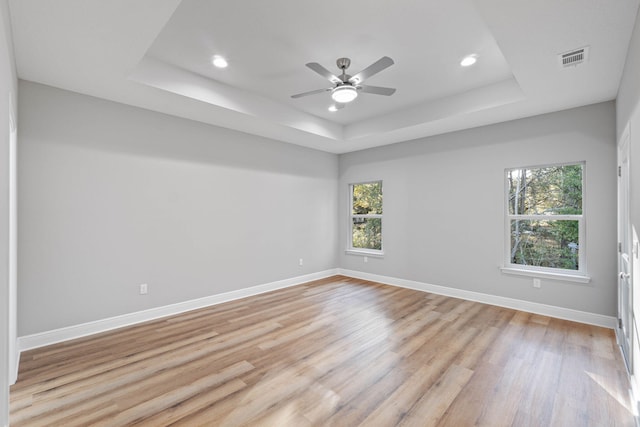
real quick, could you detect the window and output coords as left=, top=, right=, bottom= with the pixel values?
left=349, top=181, right=383, bottom=254
left=505, top=163, right=585, bottom=278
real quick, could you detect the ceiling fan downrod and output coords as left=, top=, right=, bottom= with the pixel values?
left=336, top=58, right=351, bottom=83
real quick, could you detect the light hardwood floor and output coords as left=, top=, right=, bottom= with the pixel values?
left=10, top=276, right=635, bottom=426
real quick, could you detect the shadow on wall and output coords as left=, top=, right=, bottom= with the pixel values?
left=19, top=81, right=337, bottom=179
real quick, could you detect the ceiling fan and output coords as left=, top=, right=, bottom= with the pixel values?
left=291, top=56, right=396, bottom=109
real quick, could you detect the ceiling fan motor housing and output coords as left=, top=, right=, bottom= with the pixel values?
left=336, top=57, right=351, bottom=70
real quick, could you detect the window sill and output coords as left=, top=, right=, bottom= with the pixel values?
left=345, top=249, right=385, bottom=258
left=500, top=267, right=591, bottom=283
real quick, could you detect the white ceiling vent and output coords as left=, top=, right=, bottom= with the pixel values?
left=558, top=46, right=590, bottom=69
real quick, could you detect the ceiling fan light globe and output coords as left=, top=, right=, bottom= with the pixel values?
left=331, top=86, right=358, bottom=103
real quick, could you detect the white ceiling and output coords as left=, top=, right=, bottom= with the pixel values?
left=8, top=0, right=640, bottom=153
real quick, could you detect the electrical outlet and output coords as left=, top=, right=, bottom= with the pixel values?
left=533, top=278, right=541, bottom=289
left=299, top=258, right=303, bottom=266
left=364, top=256, right=368, bottom=263
left=139, top=283, right=148, bottom=295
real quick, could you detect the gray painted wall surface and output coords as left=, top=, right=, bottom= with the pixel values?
left=0, top=0, right=16, bottom=423
left=617, top=8, right=640, bottom=138
left=339, top=102, right=617, bottom=316
left=18, top=81, right=339, bottom=336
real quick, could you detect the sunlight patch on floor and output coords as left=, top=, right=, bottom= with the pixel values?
left=585, top=370, right=636, bottom=415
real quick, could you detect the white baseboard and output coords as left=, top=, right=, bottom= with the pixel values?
left=16, top=267, right=616, bottom=358
left=338, top=269, right=617, bottom=329
left=17, top=269, right=339, bottom=353
left=9, top=347, right=19, bottom=386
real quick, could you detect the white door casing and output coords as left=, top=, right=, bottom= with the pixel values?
left=618, top=123, right=632, bottom=372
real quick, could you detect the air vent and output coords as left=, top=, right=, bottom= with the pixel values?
left=558, top=46, right=590, bottom=69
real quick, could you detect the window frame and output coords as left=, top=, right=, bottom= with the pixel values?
left=347, top=180, right=384, bottom=256
left=502, top=162, right=589, bottom=282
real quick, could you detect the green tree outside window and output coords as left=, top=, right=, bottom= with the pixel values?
left=351, top=181, right=383, bottom=251
left=507, top=164, right=583, bottom=271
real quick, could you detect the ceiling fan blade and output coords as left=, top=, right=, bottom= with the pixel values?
left=291, top=88, right=330, bottom=99
left=306, top=62, right=342, bottom=84
left=349, top=56, right=394, bottom=84
left=358, top=85, right=396, bottom=96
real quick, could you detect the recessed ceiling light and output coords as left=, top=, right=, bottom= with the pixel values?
left=212, top=55, right=228, bottom=68
left=328, top=105, right=338, bottom=112
left=460, top=55, right=477, bottom=67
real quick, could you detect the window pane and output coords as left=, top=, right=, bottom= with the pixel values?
left=352, top=182, right=382, bottom=215
left=352, top=217, right=382, bottom=250
left=510, top=219, right=579, bottom=270
left=507, top=165, right=582, bottom=215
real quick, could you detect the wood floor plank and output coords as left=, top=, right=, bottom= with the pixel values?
left=10, top=275, right=635, bottom=426
left=398, top=364, right=474, bottom=427
left=131, top=379, right=247, bottom=427
left=93, top=361, right=254, bottom=426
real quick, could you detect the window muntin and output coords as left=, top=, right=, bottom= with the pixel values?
left=506, top=163, right=585, bottom=274
left=350, top=181, right=383, bottom=252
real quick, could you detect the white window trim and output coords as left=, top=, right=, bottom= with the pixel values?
left=499, top=267, right=591, bottom=283
left=348, top=181, right=384, bottom=256
left=345, top=248, right=385, bottom=257
left=503, top=162, right=588, bottom=281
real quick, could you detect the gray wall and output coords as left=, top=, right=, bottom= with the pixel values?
left=339, top=102, right=617, bottom=316
left=18, top=81, right=339, bottom=336
left=0, top=0, right=16, bottom=423
left=617, top=7, right=640, bottom=137
left=15, top=40, right=629, bottom=346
